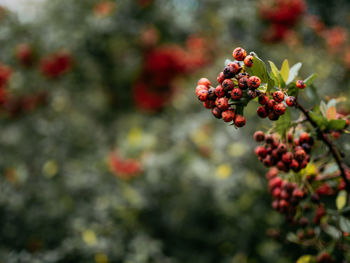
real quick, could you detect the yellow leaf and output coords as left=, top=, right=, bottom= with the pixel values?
left=296, top=255, right=313, bottom=263
left=215, top=164, right=232, bottom=179
left=95, top=253, right=108, bottom=263
left=327, top=106, right=337, bottom=120
left=82, top=230, right=97, bottom=246
left=227, top=143, right=247, bottom=157
left=43, top=160, right=58, bottom=178
left=280, top=59, right=289, bottom=83
left=127, top=127, right=143, bottom=146
left=336, top=190, right=347, bottom=210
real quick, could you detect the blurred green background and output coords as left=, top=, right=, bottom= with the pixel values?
left=0, top=0, right=349, bottom=262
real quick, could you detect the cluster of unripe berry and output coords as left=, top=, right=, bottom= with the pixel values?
left=195, top=47, right=259, bottom=128
left=254, top=130, right=313, bottom=172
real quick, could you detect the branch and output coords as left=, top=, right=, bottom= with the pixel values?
left=295, top=101, right=350, bottom=193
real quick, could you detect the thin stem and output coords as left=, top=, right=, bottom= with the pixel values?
left=295, top=101, right=350, bottom=193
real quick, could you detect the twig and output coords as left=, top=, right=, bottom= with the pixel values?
left=295, top=101, right=350, bottom=193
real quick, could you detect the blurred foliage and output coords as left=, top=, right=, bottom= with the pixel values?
left=0, top=0, right=349, bottom=262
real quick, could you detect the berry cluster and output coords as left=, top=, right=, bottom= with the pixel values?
left=256, top=90, right=295, bottom=120
left=266, top=168, right=305, bottom=218
left=195, top=47, right=260, bottom=127
left=254, top=130, right=313, bottom=172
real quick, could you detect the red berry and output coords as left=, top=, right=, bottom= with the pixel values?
left=207, top=87, right=216, bottom=100
left=316, top=252, right=333, bottom=263
left=268, top=111, right=279, bottom=121
left=195, top=85, right=207, bottom=95
left=197, top=78, right=211, bottom=87
left=254, top=131, right=265, bottom=142
left=215, top=85, right=225, bottom=98
left=292, top=188, right=304, bottom=198
left=269, top=176, right=283, bottom=190
left=257, top=106, right=268, bottom=118
left=296, top=80, right=306, bottom=89
left=203, top=100, right=215, bottom=109
left=277, top=161, right=287, bottom=172
left=223, top=65, right=236, bottom=79
left=271, top=149, right=280, bottom=160
left=197, top=89, right=208, bottom=101
left=228, top=62, right=241, bottom=73
left=300, top=160, right=308, bottom=169
left=255, top=146, right=268, bottom=158
left=273, top=91, right=284, bottom=102
left=280, top=190, right=289, bottom=199
left=222, top=109, right=235, bottom=122
left=267, top=99, right=276, bottom=109
left=273, top=103, right=286, bottom=115
left=279, top=199, right=289, bottom=210
left=215, top=97, right=229, bottom=111
left=243, top=55, right=253, bottom=67
left=294, top=149, right=306, bottom=162
left=217, top=72, right=225, bottom=84
left=231, top=88, right=243, bottom=100
left=282, top=152, right=293, bottom=164
left=277, top=144, right=287, bottom=154
left=272, top=187, right=281, bottom=198
left=258, top=94, right=269, bottom=105
left=234, top=114, right=246, bottom=127
left=272, top=200, right=279, bottom=210
left=266, top=167, right=279, bottom=180
left=16, top=43, right=34, bottom=66
left=263, top=155, right=273, bottom=167
left=222, top=79, right=235, bottom=91
left=286, top=96, right=296, bottom=107
left=290, top=159, right=300, bottom=172
left=238, top=76, right=249, bottom=89
left=299, top=132, right=310, bottom=144
left=265, top=134, right=274, bottom=144
left=247, top=90, right=257, bottom=99
left=248, top=76, right=261, bottom=89
left=232, top=47, right=247, bottom=61
left=211, top=107, right=222, bottom=119
left=237, top=72, right=249, bottom=79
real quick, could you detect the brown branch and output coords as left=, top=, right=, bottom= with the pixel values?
left=295, top=101, right=350, bottom=193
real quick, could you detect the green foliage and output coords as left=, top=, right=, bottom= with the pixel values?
left=287, top=62, right=302, bottom=85
left=246, top=53, right=275, bottom=92
left=275, top=108, right=291, bottom=138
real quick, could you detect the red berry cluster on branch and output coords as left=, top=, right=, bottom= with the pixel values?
left=257, top=90, right=296, bottom=120
left=195, top=47, right=261, bottom=128
left=254, top=130, right=313, bottom=172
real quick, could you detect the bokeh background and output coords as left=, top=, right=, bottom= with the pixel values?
left=0, top=0, right=349, bottom=262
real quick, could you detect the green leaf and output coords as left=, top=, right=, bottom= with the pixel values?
left=287, top=82, right=299, bottom=97
left=268, top=61, right=285, bottom=88
left=280, top=59, right=289, bottom=83
left=287, top=62, right=302, bottom=85
left=306, top=85, right=319, bottom=102
left=327, top=119, right=347, bottom=130
left=324, top=225, right=342, bottom=239
left=269, top=61, right=279, bottom=79
left=320, top=101, right=328, bottom=117
left=304, top=73, right=317, bottom=86
left=339, top=216, right=350, bottom=232
left=246, top=53, right=275, bottom=92
left=309, top=111, right=328, bottom=129
left=275, top=108, right=291, bottom=137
